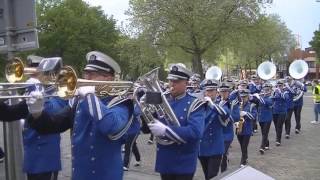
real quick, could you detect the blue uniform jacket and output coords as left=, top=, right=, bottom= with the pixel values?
left=223, top=92, right=239, bottom=142
left=293, top=85, right=307, bottom=107
left=199, top=100, right=229, bottom=156
left=155, top=93, right=205, bottom=174
left=256, top=96, right=273, bottom=122
left=235, top=102, right=257, bottom=136
left=126, top=104, right=141, bottom=136
left=23, top=97, right=66, bottom=174
left=27, top=94, right=134, bottom=180
left=273, top=90, right=289, bottom=114
left=249, top=83, right=261, bottom=94
left=284, top=85, right=295, bottom=110
left=71, top=94, right=133, bottom=180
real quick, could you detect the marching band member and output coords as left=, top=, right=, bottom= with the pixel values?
left=198, top=80, right=229, bottom=179
left=148, top=64, right=206, bottom=180
left=0, top=56, right=64, bottom=180
left=272, top=79, right=289, bottom=146
left=284, top=76, right=295, bottom=139
left=249, top=75, right=262, bottom=94
left=249, top=75, right=262, bottom=133
left=238, top=80, right=249, bottom=90
left=26, top=51, right=134, bottom=180
left=220, top=82, right=240, bottom=173
left=235, top=89, right=257, bottom=166
left=254, top=83, right=273, bottom=154
left=187, top=73, right=202, bottom=94
left=293, top=80, right=307, bottom=129
left=123, top=94, right=143, bottom=171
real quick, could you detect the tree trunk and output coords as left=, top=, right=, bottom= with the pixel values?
left=192, top=52, right=204, bottom=78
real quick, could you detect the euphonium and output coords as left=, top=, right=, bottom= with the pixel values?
left=236, top=101, right=245, bottom=135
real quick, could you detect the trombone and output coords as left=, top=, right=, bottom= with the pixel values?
left=0, top=66, right=134, bottom=99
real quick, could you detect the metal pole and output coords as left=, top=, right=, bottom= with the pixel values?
left=3, top=0, right=26, bottom=179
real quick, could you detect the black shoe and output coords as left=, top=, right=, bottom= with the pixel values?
left=295, top=129, right=300, bottom=134
left=259, top=148, right=265, bottom=155
left=276, top=142, right=281, bottom=146
left=264, top=146, right=270, bottom=150
left=285, top=134, right=290, bottom=139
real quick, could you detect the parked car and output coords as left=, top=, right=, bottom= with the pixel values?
left=305, top=81, right=312, bottom=86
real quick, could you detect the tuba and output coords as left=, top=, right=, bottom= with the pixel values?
left=257, top=61, right=276, bottom=80
left=289, top=59, right=309, bottom=80
left=289, top=60, right=309, bottom=101
left=205, top=66, right=222, bottom=81
left=135, top=68, right=180, bottom=145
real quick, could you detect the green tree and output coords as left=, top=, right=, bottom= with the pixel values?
left=310, top=30, right=320, bottom=59
left=128, top=0, right=261, bottom=77
left=36, top=0, right=121, bottom=74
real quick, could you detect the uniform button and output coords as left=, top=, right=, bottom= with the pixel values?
left=38, top=146, right=40, bottom=150
left=77, top=110, right=80, bottom=113
left=180, top=116, right=184, bottom=120
left=184, top=108, right=187, bottom=112
left=72, top=145, right=74, bottom=148
left=72, top=156, right=74, bottom=160
left=187, top=101, right=190, bottom=104
left=73, top=133, right=76, bottom=136
left=210, top=133, right=213, bottom=136
left=37, top=136, right=41, bottom=139
left=92, top=170, right=95, bottom=174
left=91, top=157, right=95, bottom=161
left=90, top=132, right=93, bottom=136
left=90, top=145, right=94, bottom=149
left=72, top=168, right=75, bottom=171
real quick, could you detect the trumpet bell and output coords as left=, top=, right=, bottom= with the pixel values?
left=55, top=66, right=77, bottom=98
left=289, top=59, right=309, bottom=80
left=257, top=61, right=276, bottom=80
left=205, top=66, right=222, bottom=80
left=5, top=57, right=24, bottom=83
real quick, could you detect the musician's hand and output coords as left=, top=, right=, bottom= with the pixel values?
left=253, top=93, right=260, bottom=99
left=240, top=111, right=247, bottom=117
left=148, top=119, right=167, bottom=136
left=26, top=91, right=44, bottom=115
left=77, top=86, right=95, bottom=97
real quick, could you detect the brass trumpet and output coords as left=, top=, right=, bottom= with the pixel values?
left=55, top=66, right=133, bottom=98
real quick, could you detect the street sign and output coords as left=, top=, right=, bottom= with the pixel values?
left=0, top=0, right=38, bottom=53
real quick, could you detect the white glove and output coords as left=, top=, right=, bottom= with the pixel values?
left=26, top=91, right=44, bottom=114
left=77, top=86, right=95, bottom=97
left=204, top=96, right=212, bottom=102
left=240, top=111, right=247, bottom=117
left=253, top=93, right=259, bottom=98
left=148, top=119, right=168, bottom=136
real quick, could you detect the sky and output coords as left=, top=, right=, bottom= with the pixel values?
left=85, top=0, right=320, bottom=49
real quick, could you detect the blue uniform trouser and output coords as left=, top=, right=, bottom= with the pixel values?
left=27, top=171, right=58, bottom=180
left=259, top=122, right=271, bottom=149
left=285, top=109, right=294, bottom=135
left=237, top=135, right=251, bottom=165
left=199, top=155, right=222, bottom=180
left=123, top=133, right=141, bottom=168
left=293, top=106, right=302, bottom=131
left=221, top=140, right=232, bottom=173
left=273, top=114, right=286, bottom=143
